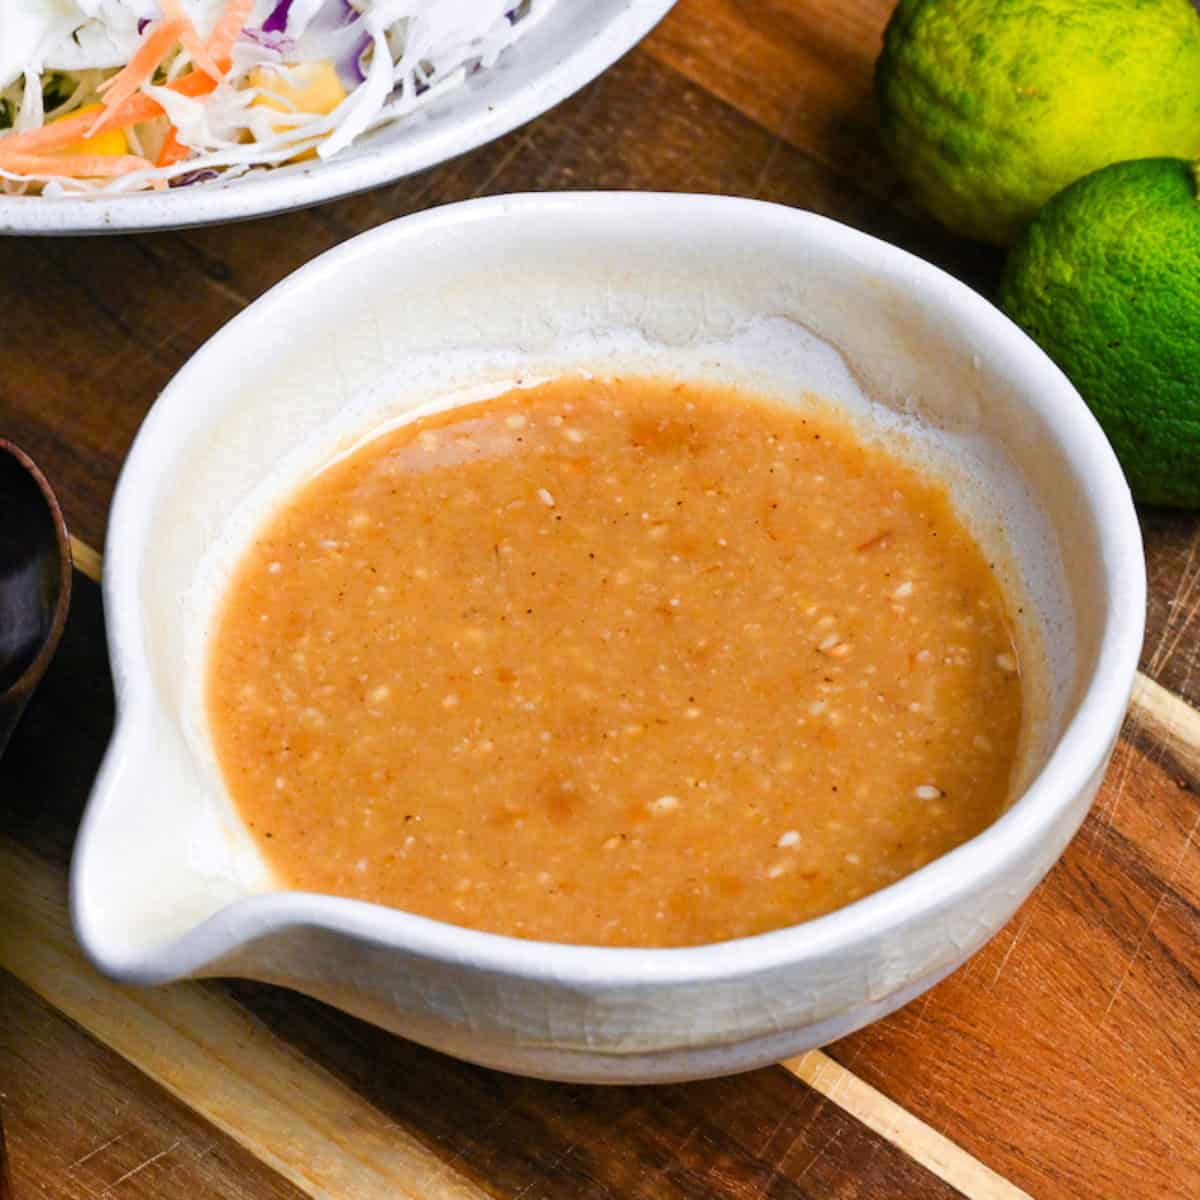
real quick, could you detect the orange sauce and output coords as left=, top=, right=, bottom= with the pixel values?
left=207, top=377, right=1022, bottom=946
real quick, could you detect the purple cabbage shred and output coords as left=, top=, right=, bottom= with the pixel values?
left=262, top=0, right=292, bottom=34
left=169, top=168, right=220, bottom=187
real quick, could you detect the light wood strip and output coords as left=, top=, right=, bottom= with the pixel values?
left=783, top=1052, right=1032, bottom=1200
left=0, top=836, right=490, bottom=1200
left=1129, top=672, right=1200, bottom=778
left=69, top=534, right=102, bottom=584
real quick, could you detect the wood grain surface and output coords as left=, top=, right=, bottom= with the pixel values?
left=1, top=971, right=309, bottom=1200
left=2, top=1, right=1199, bottom=1197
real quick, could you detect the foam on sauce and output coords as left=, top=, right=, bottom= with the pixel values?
left=206, top=377, right=1023, bottom=946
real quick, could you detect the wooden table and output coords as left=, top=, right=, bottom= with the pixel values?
left=3, top=3, right=1199, bottom=1197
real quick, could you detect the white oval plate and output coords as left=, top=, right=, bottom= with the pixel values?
left=0, top=0, right=675, bottom=236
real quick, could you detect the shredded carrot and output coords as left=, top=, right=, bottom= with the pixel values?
left=0, top=72, right=216, bottom=158
left=156, top=125, right=191, bottom=168
left=0, top=151, right=155, bottom=179
left=0, top=0, right=252, bottom=183
left=207, top=0, right=255, bottom=68
left=161, top=0, right=225, bottom=82
left=91, top=19, right=187, bottom=135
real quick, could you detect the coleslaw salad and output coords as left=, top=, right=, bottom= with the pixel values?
left=0, top=0, right=557, bottom=193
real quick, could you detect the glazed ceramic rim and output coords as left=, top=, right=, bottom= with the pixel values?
left=76, top=192, right=1145, bottom=986
left=0, top=0, right=676, bottom=236
left=0, top=439, right=73, bottom=707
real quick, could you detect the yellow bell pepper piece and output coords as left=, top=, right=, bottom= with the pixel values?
left=52, top=102, right=129, bottom=157
left=247, top=61, right=346, bottom=160
left=249, top=60, right=347, bottom=116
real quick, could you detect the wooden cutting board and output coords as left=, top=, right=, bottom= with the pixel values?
left=3, top=2, right=1199, bottom=1196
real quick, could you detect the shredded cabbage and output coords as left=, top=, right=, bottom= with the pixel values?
left=0, top=0, right=557, bottom=193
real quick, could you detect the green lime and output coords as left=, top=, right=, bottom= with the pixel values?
left=876, top=0, right=1200, bottom=246
left=998, top=157, right=1200, bottom=507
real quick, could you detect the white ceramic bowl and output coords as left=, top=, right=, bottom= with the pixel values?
left=73, top=193, right=1145, bottom=1083
left=0, top=0, right=674, bottom=236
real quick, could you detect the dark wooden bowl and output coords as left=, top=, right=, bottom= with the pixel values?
left=0, top=439, right=72, bottom=759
